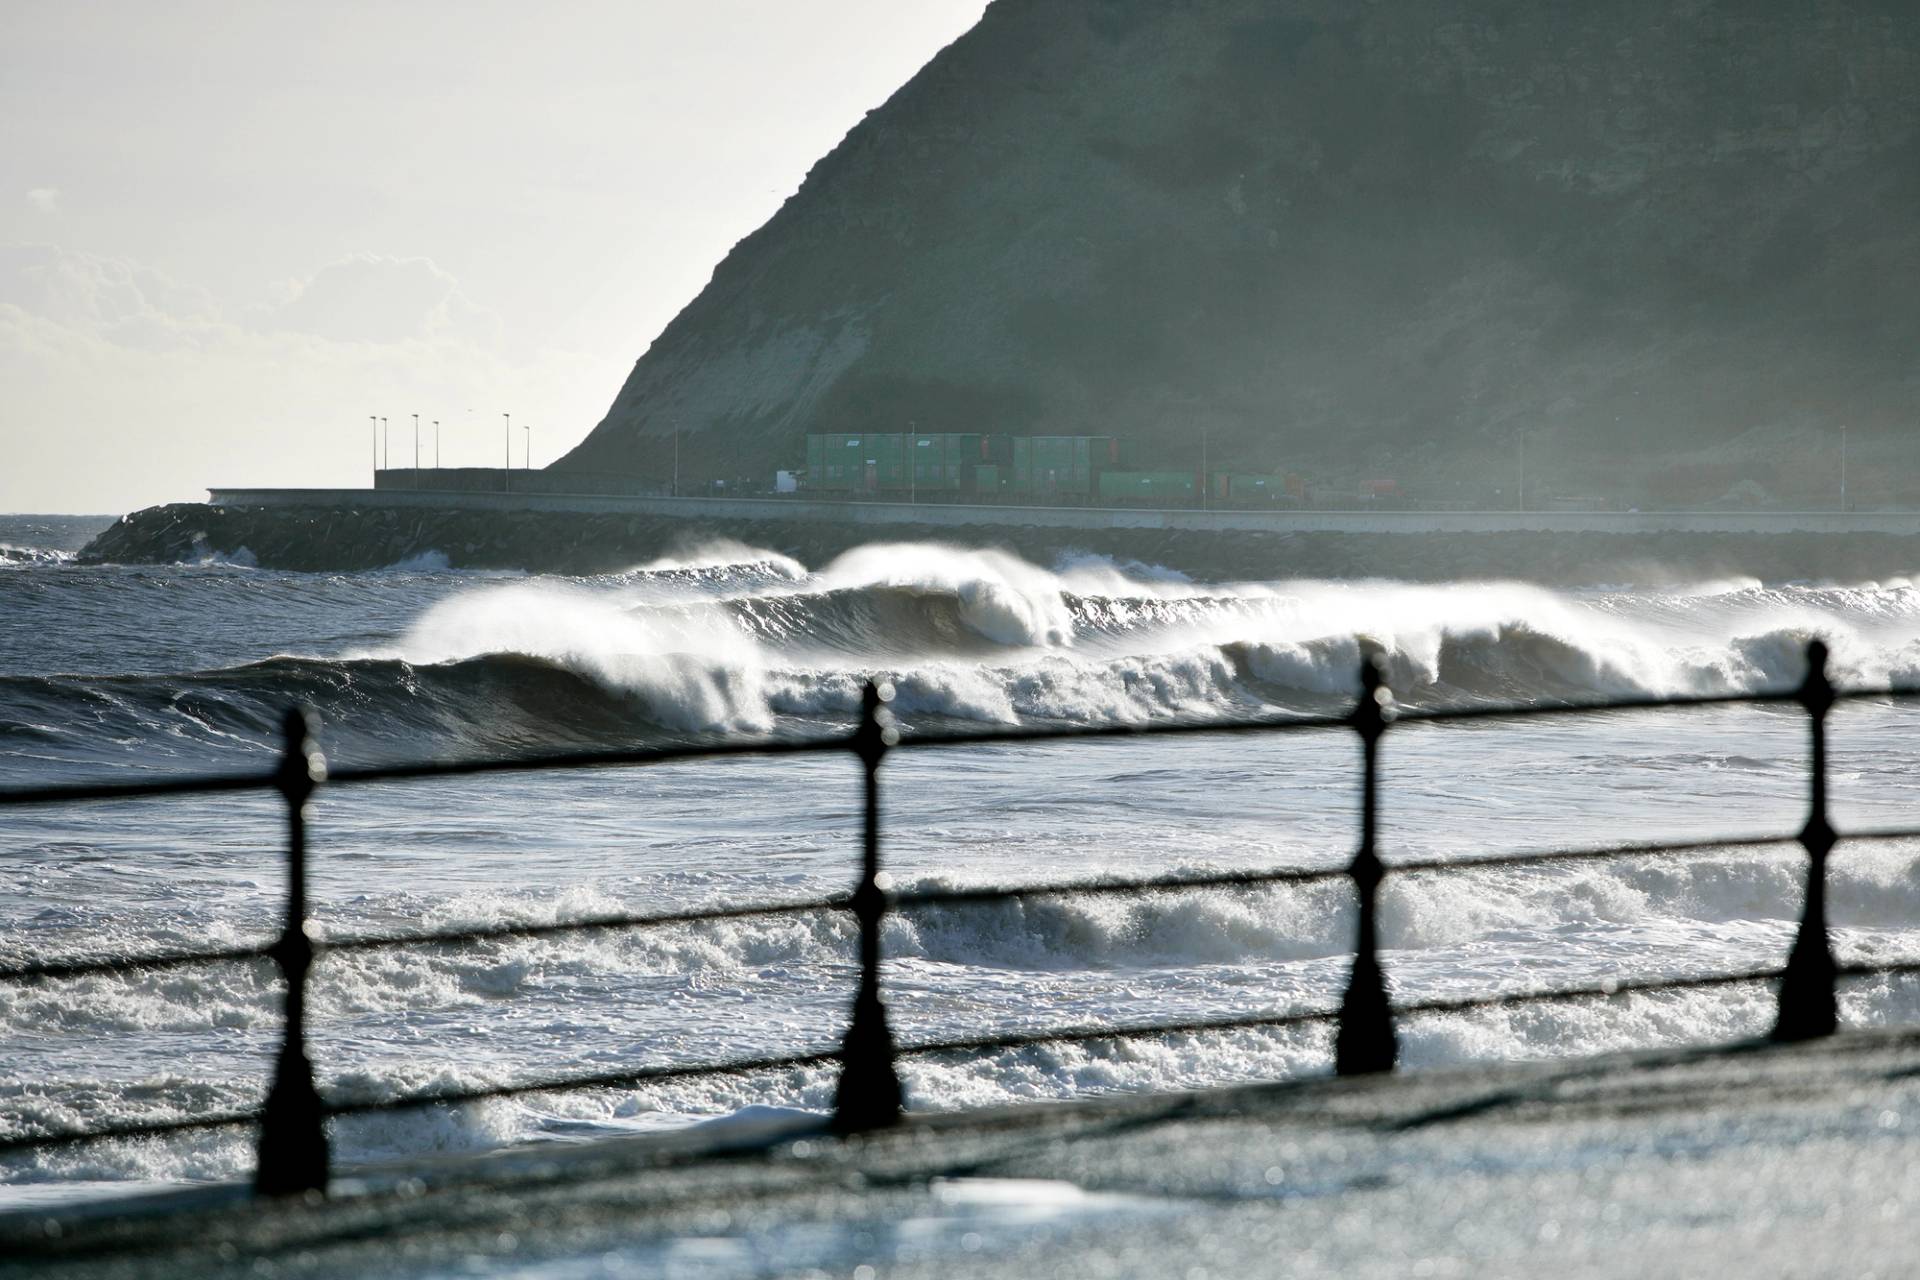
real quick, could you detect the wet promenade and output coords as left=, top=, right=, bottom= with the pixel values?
left=8, top=1028, right=1917, bottom=1279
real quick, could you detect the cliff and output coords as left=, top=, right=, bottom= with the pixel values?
left=552, top=0, right=1920, bottom=505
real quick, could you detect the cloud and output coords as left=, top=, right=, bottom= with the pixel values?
left=26, top=188, right=60, bottom=214
left=0, top=243, right=216, bottom=346
left=259, top=253, right=501, bottom=346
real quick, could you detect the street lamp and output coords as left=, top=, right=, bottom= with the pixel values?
left=1518, top=428, right=1527, bottom=513
left=1201, top=424, right=1209, bottom=511
left=369, top=415, right=377, bottom=478
left=523, top=424, right=532, bottom=470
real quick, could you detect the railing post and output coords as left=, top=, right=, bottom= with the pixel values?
left=833, top=680, right=904, bottom=1133
left=255, top=707, right=331, bottom=1197
left=1335, top=654, right=1399, bottom=1076
left=1774, top=640, right=1840, bottom=1042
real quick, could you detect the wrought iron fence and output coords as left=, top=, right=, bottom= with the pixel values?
left=4, top=638, right=1920, bottom=1198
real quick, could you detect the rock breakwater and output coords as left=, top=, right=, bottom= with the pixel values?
left=78, top=502, right=1920, bottom=586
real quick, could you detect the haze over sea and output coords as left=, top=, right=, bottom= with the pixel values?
left=5, top=513, right=1920, bottom=1205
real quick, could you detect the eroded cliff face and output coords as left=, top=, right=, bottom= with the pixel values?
left=554, top=0, right=1920, bottom=503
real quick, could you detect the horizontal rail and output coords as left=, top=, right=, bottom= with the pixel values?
left=0, top=942, right=274, bottom=986
left=320, top=896, right=849, bottom=955
left=5, top=641, right=1918, bottom=1196
left=0, top=831, right=1819, bottom=986
left=0, top=770, right=280, bottom=808
left=322, top=1047, right=848, bottom=1119
left=1393, top=688, right=1802, bottom=725
left=1384, top=831, right=1800, bottom=877
left=12, top=957, right=1920, bottom=1158
left=1835, top=825, right=1920, bottom=847
left=0, top=1108, right=263, bottom=1158
left=8, top=676, right=1920, bottom=810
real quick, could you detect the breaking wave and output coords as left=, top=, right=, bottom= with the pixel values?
left=8, top=546, right=1920, bottom=770
left=0, top=544, right=74, bottom=569
left=14, top=540, right=1920, bottom=1202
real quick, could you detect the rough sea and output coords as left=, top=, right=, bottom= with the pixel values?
left=5, top=512, right=1920, bottom=1206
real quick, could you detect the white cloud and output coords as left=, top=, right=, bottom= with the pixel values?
left=26, top=187, right=60, bottom=214
left=259, top=253, right=501, bottom=346
left=0, top=243, right=216, bottom=343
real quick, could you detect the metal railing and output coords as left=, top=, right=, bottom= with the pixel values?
left=4, top=638, right=1920, bottom=1198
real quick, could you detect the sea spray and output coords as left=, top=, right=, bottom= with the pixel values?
left=10, top=543, right=1920, bottom=1199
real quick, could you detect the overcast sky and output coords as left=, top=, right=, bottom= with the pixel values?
left=0, top=0, right=988, bottom=513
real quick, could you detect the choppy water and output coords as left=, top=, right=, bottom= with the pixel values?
left=4, top=513, right=1920, bottom=1203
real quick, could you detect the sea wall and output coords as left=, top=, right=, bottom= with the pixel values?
left=80, top=496, right=1920, bottom=585
left=206, top=487, right=1920, bottom=537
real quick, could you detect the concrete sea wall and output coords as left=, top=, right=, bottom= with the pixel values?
left=208, top=487, right=1920, bottom=537
left=76, top=490, right=1920, bottom=584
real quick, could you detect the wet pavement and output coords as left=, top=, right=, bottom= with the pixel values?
left=7, top=1029, right=1919, bottom=1278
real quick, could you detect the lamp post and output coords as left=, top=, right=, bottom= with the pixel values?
left=523, top=424, right=531, bottom=470
left=1518, top=428, right=1527, bottom=513
left=369, top=416, right=377, bottom=478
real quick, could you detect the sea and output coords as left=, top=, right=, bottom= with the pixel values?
left=4, top=512, right=1919, bottom=1206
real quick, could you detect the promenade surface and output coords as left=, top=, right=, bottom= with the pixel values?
left=205, top=487, right=1920, bottom=537
left=7, top=1028, right=1918, bottom=1278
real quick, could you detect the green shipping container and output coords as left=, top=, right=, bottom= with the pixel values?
left=809, top=431, right=998, bottom=493
left=804, top=433, right=897, bottom=491
left=1011, top=435, right=1115, bottom=497
left=1097, top=470, right=1198, bottom=503
left=908, top=433, right=981, bottom=492
left=1227, top=474, right=1287, bottom=503
left=811, top=432, right=1125, bottom=498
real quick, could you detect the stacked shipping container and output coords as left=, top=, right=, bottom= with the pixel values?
left=803, top=433, right=1004, bottom=494
left=799, top=433, right=1299, bottom=506
left=802, top=433, right=1122, bottom=498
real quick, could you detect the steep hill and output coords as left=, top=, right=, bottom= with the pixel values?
left=553, top=0, right=1920, bottom=506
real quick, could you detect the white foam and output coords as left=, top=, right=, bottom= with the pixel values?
left=0, top=544, right=75, bottom=568
left=18, top=547, right=1920, bottom=1195
left=631, top=539, right=805, bottom=580
left=381, top=549, right=452, bottom=573
left=327, top=545, right=1920, bottom=736
left=379, top=580, right=778, bottom=733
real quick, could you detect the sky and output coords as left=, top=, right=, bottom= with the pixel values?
left=0, top=0, right=989, bottom=513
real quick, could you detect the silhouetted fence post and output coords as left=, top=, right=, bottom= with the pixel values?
left=1774, top=640, right=1840, bottom=1042
left=1336, top=654, right=1399, bottom=1075
left=255, top=708, right=331, bottom=1196
left=834, top=681, right=905, bottom=1132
